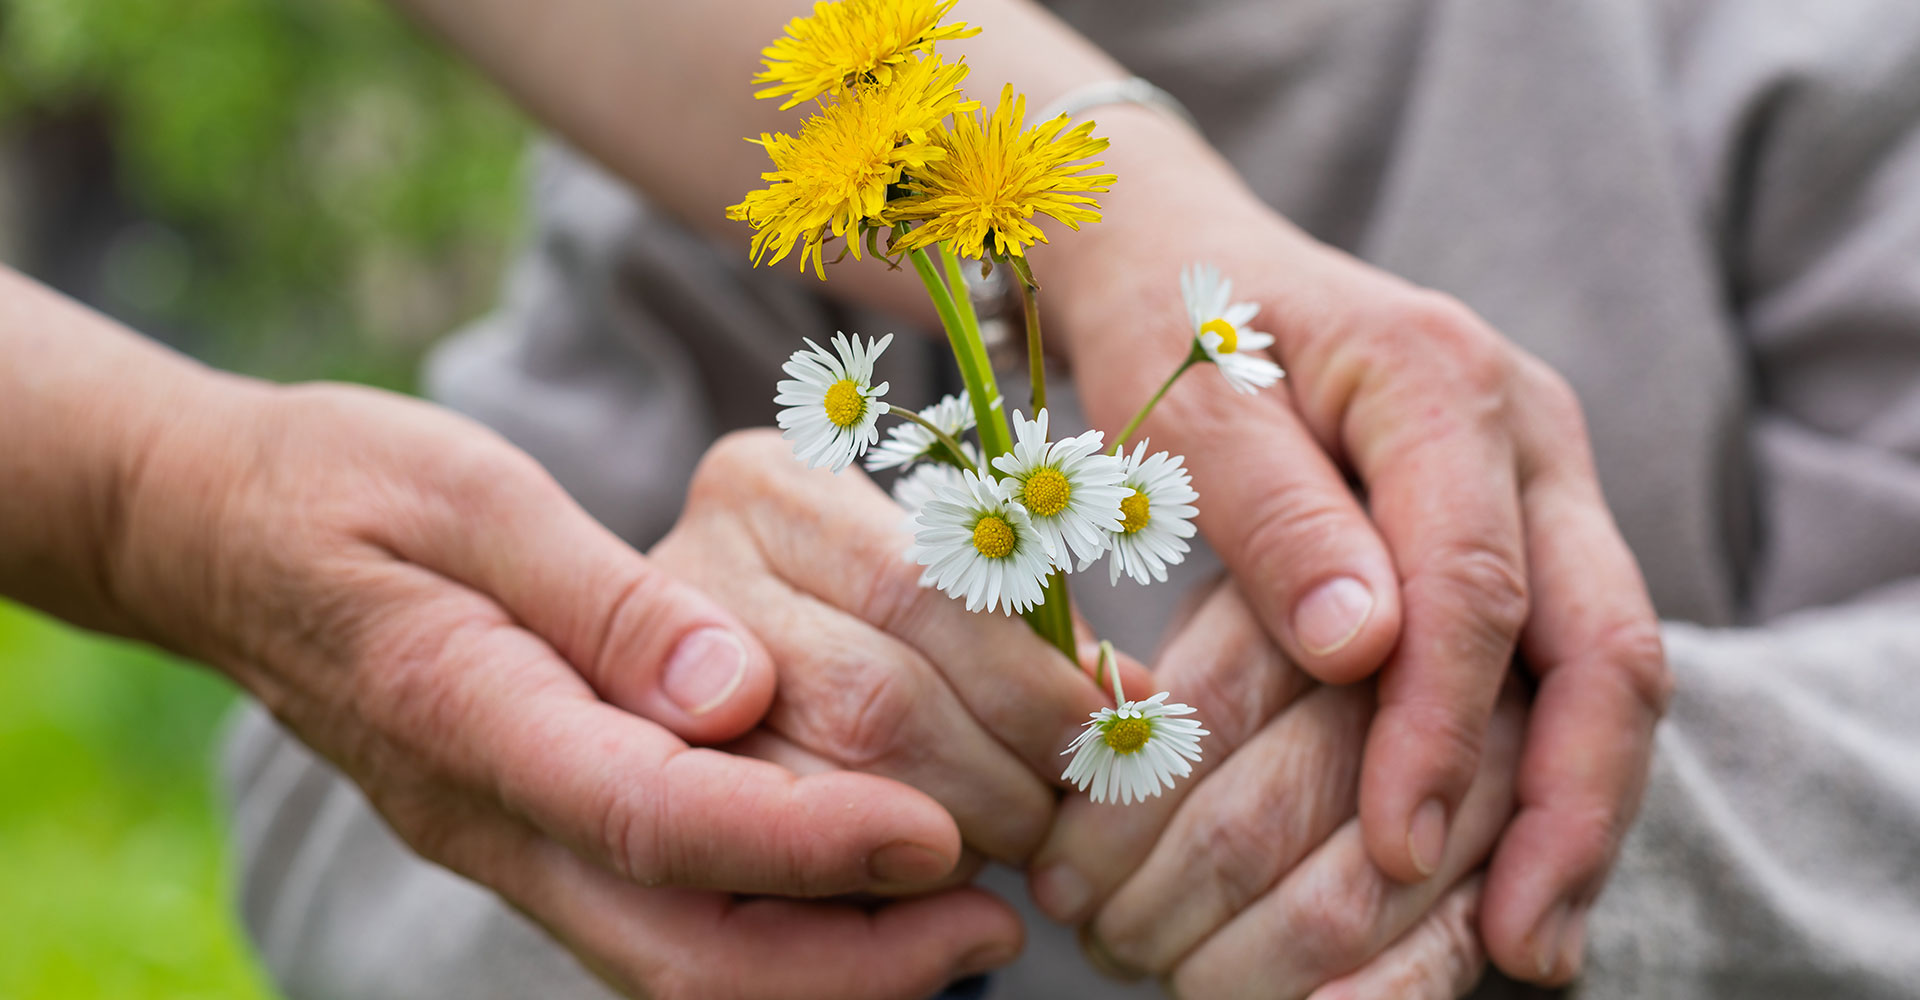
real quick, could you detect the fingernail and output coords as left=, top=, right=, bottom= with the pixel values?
left=1293, top=576, right=1375, bottom=655
left=1535, top=902, right=1570, bottom=979
left=1032, top=863, right=1092, bottom=922
left=1408, top=798, right=1447, bottom=877
left=1556, top=906, right=1589, bottom=979
left=868, top=840, right=950, bottom=884
left=955, top=940, right=1019, bottom=978
left=661, top=627, right=746, bottom=716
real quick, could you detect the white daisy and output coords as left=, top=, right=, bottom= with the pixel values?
left=866, top=391, right=978, bottom=471
left=991, top=409, right=1128, bottom=571
left=1181, top=262, right=1284, bottom=395
left=1061, top=692, right=1209, bottom=804
left=889, top=452, right=973, bottom=530
left=774, top=332, right=893, bottom=472
left=908, top=469, right=1053, bottom=615
left=1104, top=440, right=1200, bottom=585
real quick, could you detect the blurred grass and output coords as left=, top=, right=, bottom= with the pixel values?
left=0, top=0, right=531, bottom=994
left=0, top=602, right=272, bottom=1000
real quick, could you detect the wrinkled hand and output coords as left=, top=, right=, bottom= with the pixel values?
left=1044, top=113, right=1671, bottom=981
left=1032, top=581, right=1519, bottom=999
left=108, top=381, right=1028, bottom=999
left=652, top=429, right=1146, bottom=866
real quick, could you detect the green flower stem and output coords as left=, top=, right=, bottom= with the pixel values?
left=1115, top=344, right=1207, bottom=450
left=908, top=244, right=1012, bottom=460
left=904, top=240, right=1075, bottom=661
left=1004, top=256, right=1078, bottom=663
left=887, top=408, right=978, bottom=475
left=1007, top=254, right=1047, bottom=415
left=1026, top=570, right=1078, bottom=664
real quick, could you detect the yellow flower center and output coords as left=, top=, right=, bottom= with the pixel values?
left=1119, top=489, right=1152, bottom=534
left=823, top=378, right=867, bottom=428
left=972, top=515, right=1016, bottom=559
left=1021, top=467, right=1072, bottom=517
left=1201, top=317, right=1238, bottom=354
left=1103, top=716, right=1152, bottom=754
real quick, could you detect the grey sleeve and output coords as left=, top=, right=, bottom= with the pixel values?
left=1574, top=7, right=1920, bottom=996
left=1576, top=588, right=1920, bottom=1000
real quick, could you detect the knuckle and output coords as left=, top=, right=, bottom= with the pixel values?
left=595, top=776, right=655, bottom=883
left=688, top=429, right=785, bottom=501
left=854, top=540, right=938, bottom=636
left=1416, top=540, right=1532, bottom=642
left=582, top=565, right=681, bottom=688
left=1387, top=293, right=1514, bottom=406
left=1599, top=618, right=1674, bottom=717
left=1385, top=699, right=1488, bottom=788
left=1290, top=867, right=1390, bottom=972
left=430, top=436, right=552, bottom=515
left=1193, top=807, right=1287, bottom=916
left=1405, top=694, right=1489, bottom=763
left=1517, top=355, right=1584, bottom=425
left=1557, top=799, right=1631, bottom=875
left=1239, top=487, right=1364, bottom=596
left=1435, top=885, right=1488, bottom=993
left=826, top=661, right=924, bottom=769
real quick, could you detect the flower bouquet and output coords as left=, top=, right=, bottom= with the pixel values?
left=729, top=0, right=1282, bottom=804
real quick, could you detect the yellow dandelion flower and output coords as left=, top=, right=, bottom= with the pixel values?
left=754, top=0, right=980, bottom=110
left=728, top=55, right=976, bottom=279
left=891, top=84, right=1117, bottom=261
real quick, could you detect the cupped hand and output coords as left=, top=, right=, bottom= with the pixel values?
left=1031, top=580, right=1519, bottom=999
left=108, top=379, right=1021, bottom=999
left=652, top=428, right=1152, bottom=867
left=1042, top=110, right=1671, bottom=981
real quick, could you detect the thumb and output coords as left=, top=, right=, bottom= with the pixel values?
left=389, top=442, right=775, bottom=745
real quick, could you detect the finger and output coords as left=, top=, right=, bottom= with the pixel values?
left=1029, top=583, right=1310, bottom=925
left=352, top=565, right=964, bottom=896
left=1088, top=684, right=1372, bottom=976
left=1171, top=680, right=1523, bottom=1000
left=1304, top=877, right=1487, bottom=1000
left=722, top=728, right=995, bottom=897
left=447, top=811, right=1024, bottom=1000
left=1071, top=319, right=1404, bottom=686
left=682, top=546, right=1058, bottom=863
left=694, top=429, right=1122, bottom=777
left=1343, top=305, right=1531, bottom=884
left=378, top=433, right=776, bottom=744
left=1482, top=380, right=1670, bottom=983
left=541, top=854, right=1025, bottom=1000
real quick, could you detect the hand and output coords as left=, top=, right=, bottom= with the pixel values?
left=1031, top=581, right=1519, bottom=999
left=106, top=379, right=1023, bottom=999
left=651, top=429, right=1150, bottom=866
left=1041, top=109, right=1672, bottom=981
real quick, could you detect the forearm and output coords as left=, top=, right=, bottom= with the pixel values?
left=0, top=267, right=238, bottom=637
left=386, top=0, right=1243, bottom=318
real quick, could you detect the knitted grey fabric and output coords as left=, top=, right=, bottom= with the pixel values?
left=224, top=1, right=1920, bottom=996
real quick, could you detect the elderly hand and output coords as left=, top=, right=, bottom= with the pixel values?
left=1038, top=108, right=1671, bottom=982
left=652, top=428, right=1148, bottom=867
left=1032, top=581, right=1520, bottom=999
left=90, top=371, right=1029, bottom=999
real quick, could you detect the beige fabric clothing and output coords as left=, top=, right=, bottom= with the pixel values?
left=226, top=1, right=1920, bottom=997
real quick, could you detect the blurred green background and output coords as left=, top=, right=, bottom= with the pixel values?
left=0, top=0, right=529, bottom=995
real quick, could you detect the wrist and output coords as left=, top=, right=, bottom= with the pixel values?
left=101, top=365, right=280, bottom=663
left=1028, top=104, right=1291, bottom=361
